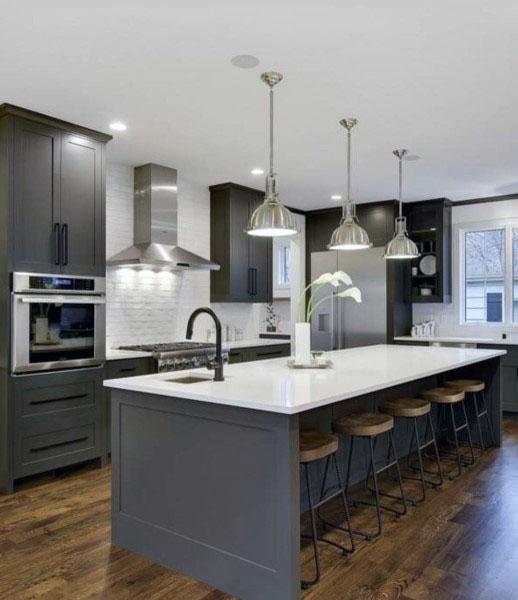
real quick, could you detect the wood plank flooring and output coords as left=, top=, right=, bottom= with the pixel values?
left=2, top=417, right=518, bottom=599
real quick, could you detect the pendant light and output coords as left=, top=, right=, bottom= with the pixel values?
left=328, top=118, right=372, bottom=250
left=384, top=149, right=420, bottom=260
left=246, top=72, right=298, bottom=237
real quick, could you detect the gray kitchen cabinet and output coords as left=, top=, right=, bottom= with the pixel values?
left=0, top=104, right=111, bottom=276
left=2, top=367, right=105, bottom=493
left=227, top=343, right=291, bottom=364
left=104, top=357, right=155, bottom=454
left=480, top=344, right=518, bottom=412
left=209, top=182, right=272, bottom=303
left=12, top=118, right=61, bottom=273
left=60, top=133, right=105, bottom=275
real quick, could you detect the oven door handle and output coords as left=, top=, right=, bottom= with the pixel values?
left=16, top=295, right=106, bottom=305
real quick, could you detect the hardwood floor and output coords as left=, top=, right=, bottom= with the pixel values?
left=2, top=417, right=518, bottom=599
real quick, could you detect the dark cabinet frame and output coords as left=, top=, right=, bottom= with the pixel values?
left=210, top=182, right=272, bottom=303
left=0, top=104, right=111, bottom=277
left=404, top=198, right=452, bottom=303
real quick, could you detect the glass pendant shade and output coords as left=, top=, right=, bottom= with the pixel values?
left=328, top=203, right=371, bottom=250
left=384, top=149, right=420, bottom=260
left=246, top=72, right=297, bottom=238
left=384, top=216, right=420, bottom=259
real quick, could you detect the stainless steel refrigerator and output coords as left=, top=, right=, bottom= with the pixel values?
left=310, top=248, right=387, bottom=350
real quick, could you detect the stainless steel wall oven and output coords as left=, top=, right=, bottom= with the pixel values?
left=11, top=273, right=106, bottom=374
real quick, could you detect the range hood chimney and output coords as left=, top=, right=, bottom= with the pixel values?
left=107, top=163, right=219, bottom=270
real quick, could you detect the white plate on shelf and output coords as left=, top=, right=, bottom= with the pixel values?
left=419, top=254, right=437, bottom=276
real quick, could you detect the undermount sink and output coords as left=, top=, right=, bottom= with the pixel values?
left=166, top=375, right=212, bottom=384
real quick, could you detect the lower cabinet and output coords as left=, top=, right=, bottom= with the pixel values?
left=228, top=343, right=291, bottom=364
left=481, top=345, right=518, bottom=413
left=9, top=367, right=104, bottom=488
left=104, top=357, right=155, bottom=453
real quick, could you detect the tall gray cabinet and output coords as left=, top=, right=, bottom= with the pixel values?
left=0, top=104, right=111, bottom=493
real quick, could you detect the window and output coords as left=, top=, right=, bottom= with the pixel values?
left=460, top=221, right=518, bottom=325
left=277, top=242, right=291, bottom=288
left=464, top=229, right=504, bottom=323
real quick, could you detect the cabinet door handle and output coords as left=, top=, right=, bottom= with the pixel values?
left=61, top=223, right=68, bottom=265
left=29, top=393, right=88, bottom=406
left=252, top=268, right=257, bottom=295
left=248, top=268, right=253, bottom=295
left=29, top=436, right=89, bottom=453
left=53, top=223, right=61, bottom=265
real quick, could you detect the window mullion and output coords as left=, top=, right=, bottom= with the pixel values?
left=505, top=224, right=513, bottom=324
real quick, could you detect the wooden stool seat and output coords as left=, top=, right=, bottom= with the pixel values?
left=445, top=379, right=485, bottom=393
left=380, top=398, right=431, bottom=418
left=334, top=412, right=394, bottom=437
left=299, top=431, right=338, bottom=463
left=421, top=387, right=465, bottom=404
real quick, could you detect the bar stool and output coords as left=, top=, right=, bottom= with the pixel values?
left=445, top=379, right=495, bottom=453
left=332, top=413, right=407, bottom=541
left=421, top=387, right=475, bottom=479
left=380, top=398, right=443, bottom=505
left=299, top=430, right=355, bottom=589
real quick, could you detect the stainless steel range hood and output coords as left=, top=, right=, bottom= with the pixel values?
left=107, top=163, right=219, bottom=270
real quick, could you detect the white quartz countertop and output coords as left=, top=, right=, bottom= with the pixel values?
left=223, top=338, right=290, bottom=350
left=104, top=344, right=506, bottom=415
left=106, top=349, right=153, bottom=361
left=394, top=335, right=508, bottom=345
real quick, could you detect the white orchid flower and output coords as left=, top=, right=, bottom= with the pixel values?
left=312, top=272, right=336, bottom=286
left=297, top=270, right=357, bottom=322
left=332, top=270, right=352, bottom=286
left=337, top=286, right=362, bottom=303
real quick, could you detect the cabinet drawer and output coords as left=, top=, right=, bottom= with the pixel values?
left=106, top=358, right=154, bottom=379
left=15, top=424, right=97, bottom=478
left=249, top=344, right=291, bottom=361
left=20, top=380, right=95, bottom=416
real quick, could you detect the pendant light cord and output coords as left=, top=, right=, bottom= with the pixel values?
left=398, top=154, right=403, bottom=218
left=344, top=128, right=351, bottom=218
left=269, top=87, right=274, bottom=177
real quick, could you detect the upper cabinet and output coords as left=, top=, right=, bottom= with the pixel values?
left=1, top=104, right=111, bottom=276
left=209, top=182, right=272, bottom=303
left=405, top=198, right=452, bottom=303
left=304, top=200, right=399, bottom=282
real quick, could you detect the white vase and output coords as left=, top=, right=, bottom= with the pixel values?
left=295, top=322, right=311, bottom=364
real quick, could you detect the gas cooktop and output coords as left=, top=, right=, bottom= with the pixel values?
left=119, top=342, right=216, bottom=354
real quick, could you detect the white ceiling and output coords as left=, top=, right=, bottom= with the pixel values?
left=1, top=0, right=518, bottom=210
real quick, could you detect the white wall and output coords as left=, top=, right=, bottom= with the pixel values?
left=413, top=199, right=518, bottom=338
left=105, top=163, right=276, bottom=349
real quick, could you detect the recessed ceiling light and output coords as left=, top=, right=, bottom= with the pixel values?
left=109, top=121, right=127, bottom=132
left=331, top=194, right=342, bottom=201
left=251, top=168, right=264, bottom=175
left=231, top=55, right=260, bottom=69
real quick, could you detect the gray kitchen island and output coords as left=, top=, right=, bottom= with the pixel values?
left=104, top=344, right=505, bottom=600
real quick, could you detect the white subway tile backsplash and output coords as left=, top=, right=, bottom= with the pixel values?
left=105, top=163, right=267, bottom=349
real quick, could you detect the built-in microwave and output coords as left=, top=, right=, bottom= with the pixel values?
left=11, top=273, right=106, bottom=374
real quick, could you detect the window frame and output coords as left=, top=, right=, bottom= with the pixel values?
left=458, top=218, right=518, bottom=326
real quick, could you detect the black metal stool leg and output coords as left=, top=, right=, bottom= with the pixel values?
left=388, top=430, right=407, bottom=515
left=367, top=436, right=383, bottom=540
left=449, top=404, right=462, bottom=479
left=428, top=412, right=444, bottom=486
left=410, top=417, right=426, bottom=505
left=301, top=463, right=320, bottom=589
left=332, top=454, right=355, bottom=553
left=479, top=389, right=496, bottom=448
left=461, top=399, right=476, bottom=466
left=473, top=392, right=485, bottom=453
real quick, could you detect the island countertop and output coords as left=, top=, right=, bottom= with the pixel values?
left=104, top=344, right=506, bottom=414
